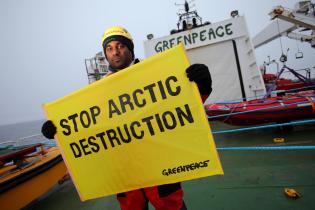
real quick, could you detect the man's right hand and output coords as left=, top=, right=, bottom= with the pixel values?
left=41, top=120, right=57, bottom=139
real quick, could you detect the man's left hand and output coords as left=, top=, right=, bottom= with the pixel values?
left=186, top=64, right=212, bottom=95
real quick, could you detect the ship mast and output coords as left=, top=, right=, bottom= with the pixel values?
left=171, top=0, right=210, bottom=34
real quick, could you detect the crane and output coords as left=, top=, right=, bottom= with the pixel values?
left=253, top=1, right=315, bottom=49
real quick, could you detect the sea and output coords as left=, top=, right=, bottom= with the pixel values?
left=0, top=120, right=54, bottom=149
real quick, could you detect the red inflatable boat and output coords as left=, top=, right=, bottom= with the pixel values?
left=205, top=93, right=315, bottom=126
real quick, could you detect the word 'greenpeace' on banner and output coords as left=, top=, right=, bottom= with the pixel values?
left=58, top=75, right=195, bottom=158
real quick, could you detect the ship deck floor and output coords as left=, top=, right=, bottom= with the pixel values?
left=25, top=121, right=315, bottom=210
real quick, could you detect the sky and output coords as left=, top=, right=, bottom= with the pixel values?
left=0, top=0, right=314, bottom=126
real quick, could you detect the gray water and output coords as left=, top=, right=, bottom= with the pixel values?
left=0, top=119, right=49, bottom=146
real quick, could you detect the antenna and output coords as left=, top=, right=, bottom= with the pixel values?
left=175, top=0, right=196, bottom=13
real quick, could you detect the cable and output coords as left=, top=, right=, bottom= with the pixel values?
left=217, top=145, right=315, bottom=151
left=276, top=19, right=284, bottom=55
left=212, top=119, right=315, bottom=134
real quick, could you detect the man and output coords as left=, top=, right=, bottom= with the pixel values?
left=42, top=26, right=212, bottom=210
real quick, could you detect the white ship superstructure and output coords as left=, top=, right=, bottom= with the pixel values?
left=144, top=2, right=266, bottom=103
left=85, top=51, right=108, bottom=84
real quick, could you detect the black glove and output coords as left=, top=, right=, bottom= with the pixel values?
left=186, top=64, right=212, bottom=95
left=41, top=120, right=57, bottom=139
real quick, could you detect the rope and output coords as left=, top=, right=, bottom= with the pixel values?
left=217, top=145, right=315, bottom=151
left=214, top=88, right=315, bottom=104
left=212, top=119, right=315, bottom=134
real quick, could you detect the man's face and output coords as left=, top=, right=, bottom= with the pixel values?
left=105, top=40, right=133, bottom=70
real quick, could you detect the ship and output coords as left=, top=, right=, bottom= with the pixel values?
left=15, top=1, right=315, bottom=210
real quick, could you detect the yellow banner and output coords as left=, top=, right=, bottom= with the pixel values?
left=43, top=44, right=223, bottom=201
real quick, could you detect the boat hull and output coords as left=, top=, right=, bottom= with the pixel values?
left=0, top=147, right=67, bottom=210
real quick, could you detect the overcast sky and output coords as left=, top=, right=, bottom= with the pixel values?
left=0, top=0, right=314, bottom=126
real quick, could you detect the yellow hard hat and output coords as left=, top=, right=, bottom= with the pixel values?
left=102, top=26, right=134, bottom=60
left=102, top=26, right=133, bottom=44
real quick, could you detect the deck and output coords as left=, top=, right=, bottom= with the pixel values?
left=25, top=121, right=315, bottom=210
